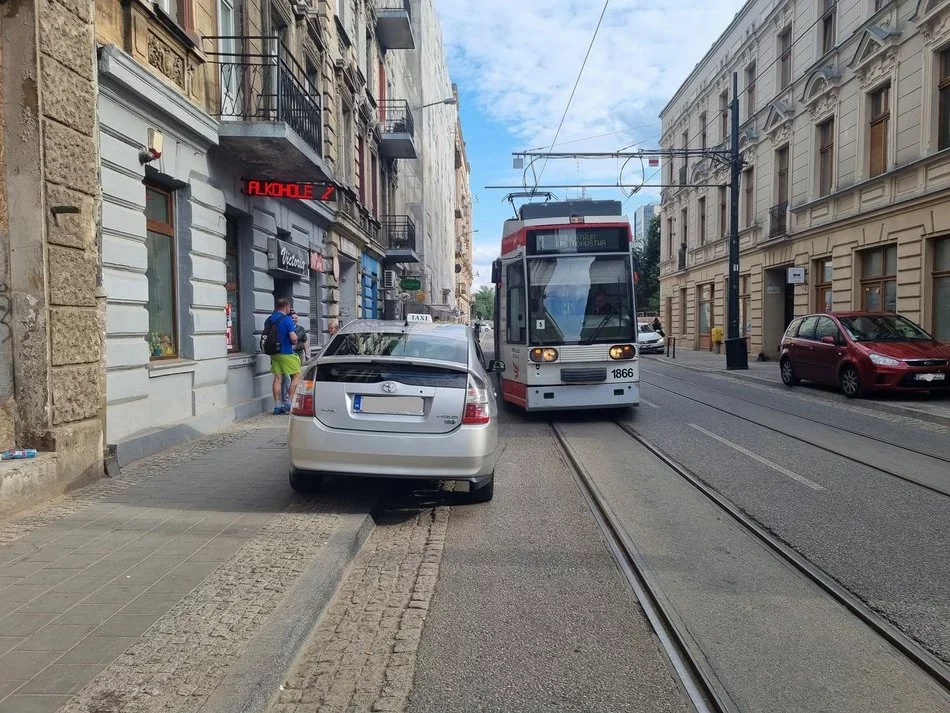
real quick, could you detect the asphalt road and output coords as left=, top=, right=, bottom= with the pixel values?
left=407, top=405, right=692, bottom=713
left=410, top=344, right=950, bottom=711
left=633, top=357, right=950, bottom=664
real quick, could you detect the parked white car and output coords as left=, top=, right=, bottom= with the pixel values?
left=637, top=323, right=665, bottom=354
left=287, top=320, right=502, bottom=502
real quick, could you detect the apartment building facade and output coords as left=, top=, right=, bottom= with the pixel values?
left=0, top=0, right=105, bottom=513
left=454, top=85, right=474, bottom=323
left=660, top=0, right=950, bottom=356
left=95, top=0, right=466, bottom=461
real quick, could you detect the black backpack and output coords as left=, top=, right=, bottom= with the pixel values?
left=260, top=316, right=283, bottom=355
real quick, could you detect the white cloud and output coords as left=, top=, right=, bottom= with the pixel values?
left=439, top=0, right=745, bottom=185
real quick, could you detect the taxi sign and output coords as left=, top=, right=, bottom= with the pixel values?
left=406, top=313, right=432, bottom=323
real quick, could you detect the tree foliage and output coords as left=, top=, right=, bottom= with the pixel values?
left=473, top=285, right=495, bottom=320
left=635, top=215, right=661, bottom=314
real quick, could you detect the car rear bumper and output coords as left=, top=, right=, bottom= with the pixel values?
left=525, top=382, right=640, bottom=411
left=288, top=416, right=498, bottom=480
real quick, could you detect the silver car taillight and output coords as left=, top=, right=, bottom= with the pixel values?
left=291, top=378, right=315, bottom=416
left=462, top=375, right=490, bottom=425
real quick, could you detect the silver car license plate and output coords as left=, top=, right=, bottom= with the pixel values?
left=354, top=395, right=425, bottom=415
left=914, top=373, right=946, bottom=382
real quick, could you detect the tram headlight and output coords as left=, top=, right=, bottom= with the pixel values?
left=529, top=347, right=559, bottom=363
left=609, top=345, right=636, bottom=360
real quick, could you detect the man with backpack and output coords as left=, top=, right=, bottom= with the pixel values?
left=261, top=298, right=300, bottom=414
left=280, top=311, right=311, bottom=405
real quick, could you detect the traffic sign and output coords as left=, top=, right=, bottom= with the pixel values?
left=400, top=277, right=421, bottom=291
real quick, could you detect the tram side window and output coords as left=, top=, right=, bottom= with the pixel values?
left=506, top=264, right=526, bottom=344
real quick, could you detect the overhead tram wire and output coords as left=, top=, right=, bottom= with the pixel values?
left=522, top=121, right=660, bottom=153
left=530, top=0, right=612, bottom=194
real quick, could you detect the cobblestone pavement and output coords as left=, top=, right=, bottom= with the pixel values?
left=272, top=503, right=450, bottom=713
left=0, top=415, right=375, bottom=713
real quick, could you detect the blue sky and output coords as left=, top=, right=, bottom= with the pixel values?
left=435, top=0, right=747, bottom=288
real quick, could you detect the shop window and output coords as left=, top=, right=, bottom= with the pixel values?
left=860, top=244, right=897, bottom=312
left=144, top=184, right=178, bottom=360
left=679, top=287, right=688, bottom=334
left=933, top=237, right=950, bottom=340
left=740, top=274, right=751, bottom=336
left=815, top=258, right=833, bottom=313
left=698, top=283, right=713, bottom=336
left=869, top=84, right=890, bottom=177
left=937, top=49, right=950, bottom=151
left=224, top=217, right=242, bottom=353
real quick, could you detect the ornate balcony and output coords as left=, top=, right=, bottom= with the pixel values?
left=769, top=202, right=788, bottom=238
left=204, top=37, right=331, bottom=182
left=379, top=100, right=417, bottom=159
left=375, top=0, right=415, bottom=50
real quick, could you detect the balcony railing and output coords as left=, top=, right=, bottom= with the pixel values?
left=204, top=36, right=323, bottom=157
left=375, top=0, right=414, bottom=50
left=382, top=215, right=417, bottom=252
left=380, top=99, right=415, bottom=137
left=769, top=201, right=788, bottom=238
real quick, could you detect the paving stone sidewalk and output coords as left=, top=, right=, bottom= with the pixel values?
left=272, top=505, right=449, bottom=713
left=0, top=414, right=374, bottom=713
left=644, top=346, right=950, bottom=425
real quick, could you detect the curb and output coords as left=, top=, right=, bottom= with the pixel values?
left=201, top=508, right=377, bottom=713
left=653, top=358, right=950, bottom=429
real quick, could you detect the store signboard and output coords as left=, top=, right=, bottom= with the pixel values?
left=268, top=237, right=309, bottom=278
left=310, top=251, right=325, bottom=272
left=787, top=267, right=806, bottom=284
left=243, top=180, right=337, bottom=201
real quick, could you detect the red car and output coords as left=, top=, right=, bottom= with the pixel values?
left=779, top=312, right=950, bottom=398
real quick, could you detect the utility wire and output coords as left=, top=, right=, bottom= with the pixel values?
left=522, top=121, right=660, bottom=153
left=531, top=0, right=611, bottom=193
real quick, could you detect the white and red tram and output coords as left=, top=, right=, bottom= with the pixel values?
left=491, top=200, right=640, bottom=411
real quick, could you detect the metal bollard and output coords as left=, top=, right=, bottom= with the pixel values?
left=666, top=336, right=676, bottom=359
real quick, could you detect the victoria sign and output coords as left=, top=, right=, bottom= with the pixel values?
left=243, top=180, right=337, bottom=202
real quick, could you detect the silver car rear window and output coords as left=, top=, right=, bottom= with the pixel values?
left=323, top=332, right=468, bottom=364
left=315, top=364, right=467, bottom=389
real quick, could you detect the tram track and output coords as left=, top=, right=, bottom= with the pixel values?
left=640, top=368, right=950, bottom=463
left=638, top=372, right=950, bottom=498
left=551, top=419, right=950, bottom=712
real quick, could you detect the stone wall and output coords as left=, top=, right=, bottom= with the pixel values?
left=0, top=0, right=104, bottom=516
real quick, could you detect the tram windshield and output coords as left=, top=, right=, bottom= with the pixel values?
left=527, top=256, right=635, bottom=345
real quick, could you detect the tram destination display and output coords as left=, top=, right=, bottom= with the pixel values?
left=528, top=227, right=628, bottom=255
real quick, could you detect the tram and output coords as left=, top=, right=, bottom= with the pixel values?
left=491, top=199, right=640, bottom=411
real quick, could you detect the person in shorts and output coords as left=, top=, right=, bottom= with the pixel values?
left=267, top=298, right=300, bottom=414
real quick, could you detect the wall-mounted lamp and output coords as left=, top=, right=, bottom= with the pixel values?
left=139, top=128, right=163, bottom=164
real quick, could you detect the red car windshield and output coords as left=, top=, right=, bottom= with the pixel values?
left=838, top=315, right=933, bottom=342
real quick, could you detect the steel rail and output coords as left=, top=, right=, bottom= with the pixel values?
left=612, top=420, right=950, bottom=696
left=550, top=423, right=736, bottom=713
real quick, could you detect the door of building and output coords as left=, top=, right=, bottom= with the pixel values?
left=698, top=283, right=713, bottom=350
left=360, top=254, right=380, bottom=319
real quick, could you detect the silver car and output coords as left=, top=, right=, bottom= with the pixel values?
left=287, top=320, right=503, bottom=502
left=637, top=323, right=666, bottom=354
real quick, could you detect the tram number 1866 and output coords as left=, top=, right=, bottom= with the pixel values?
left=611, top=368, right=636, bottom=380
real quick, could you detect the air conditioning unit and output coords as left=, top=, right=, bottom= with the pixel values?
left=382, top=270, right=397, bottom=290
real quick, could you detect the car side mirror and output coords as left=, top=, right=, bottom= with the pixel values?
left=821, top=336, right=836, bottom=345
left=488, top=360, right=505, bottom=373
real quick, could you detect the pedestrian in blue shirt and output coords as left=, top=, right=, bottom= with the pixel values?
left=264, top=298, right=299, bottom=414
